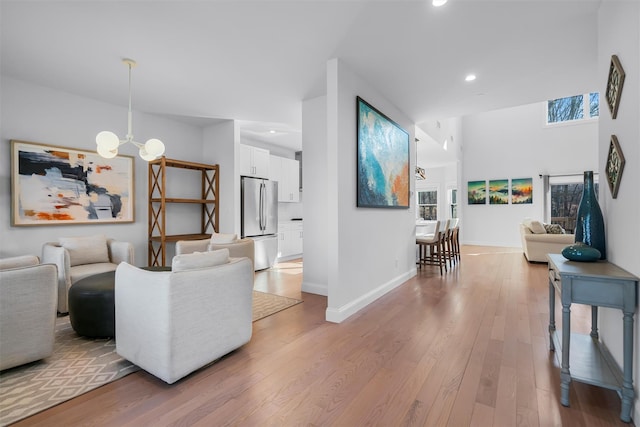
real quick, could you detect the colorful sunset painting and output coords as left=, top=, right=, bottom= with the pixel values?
left=356, top=97, right=409, bottom=208
left=468, top=180, right=486, bottom=204
left=511, top=178, right=533, bottom=204
left=489, top=179, right=509, bottom=204
left=11, top=141, right=134, bottom=225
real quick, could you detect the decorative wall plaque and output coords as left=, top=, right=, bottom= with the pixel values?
left=605, top=135, right=625, bottom=199
left=605, top=55, right=625, bottom=119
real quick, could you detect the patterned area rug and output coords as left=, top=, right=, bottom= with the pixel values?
left=0, top=290, right=302, bottom=426
left=252, top=290, right=302, bottom=321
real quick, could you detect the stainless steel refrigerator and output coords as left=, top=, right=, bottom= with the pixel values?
left=241, top=176, right=278, bottom=270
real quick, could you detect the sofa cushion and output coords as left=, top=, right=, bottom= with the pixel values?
left=544, top=223, right=566, bottom=234
left=172, top=248, right=230, bottom=272
left=526, top=220, right=546, bottom=234
left=59, top=235, right=110, bottom=267
left=70, top=262, right=118, bottom=284
left=210, top=233, right=238, bottom=244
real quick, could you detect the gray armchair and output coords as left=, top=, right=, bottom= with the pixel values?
left=0, top=255, right=57, bottom=371
left=42, top=235, right=133, bottom=313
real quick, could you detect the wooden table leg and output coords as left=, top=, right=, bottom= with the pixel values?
left=620, top=309, right=635, bottom=422
left=560, top=302, right=571, bottom=407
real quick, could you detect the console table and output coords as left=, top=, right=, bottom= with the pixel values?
left=547, top=254, right=638, bottom=422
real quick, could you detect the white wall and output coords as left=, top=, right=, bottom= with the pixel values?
left=301, top=95, right=328, bottom=296
left=597, top=1, right=640, bottom=421
left=460, top=101, right=598, bottom=247
left=0, top=77, right=204, bottom=264
left=203, top=120, right=239, bottom=235
left=324, top=58, right=416, bottom=322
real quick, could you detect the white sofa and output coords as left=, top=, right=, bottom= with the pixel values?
left=520, top=222, right=574, bottom=262
left=115, top=250, right=254, bottom=384
left=42, top=235, right=133, bottom=313
left=0, top=255, right=57, bottom=370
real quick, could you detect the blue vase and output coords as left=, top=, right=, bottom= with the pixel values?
left=574, top=171, right=606, bottom=260
left=562, top=243, right=601, bottom=262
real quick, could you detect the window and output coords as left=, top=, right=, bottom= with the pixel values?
left=547, top=92, right=599, bottom=124
left=449, top=188, right=458, bottom=218
left=417, top=190, right=437, bottom=220
left=549, top=175, right=598, bottom=234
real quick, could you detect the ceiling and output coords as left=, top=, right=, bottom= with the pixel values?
left=1, top=0, right=601, bottom=163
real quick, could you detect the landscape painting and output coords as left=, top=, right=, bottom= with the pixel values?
left=489, top=179, right=509, bottom=204
left=356, top=96, right=409, bottom=208
left=468, top=180, right=486, bottom=205
left=11, top=140, right=134, bottom=225
left=511, top=178, right=533, bottom=204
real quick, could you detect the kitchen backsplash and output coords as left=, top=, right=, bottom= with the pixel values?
left=278, top=192, right=303, bottom=221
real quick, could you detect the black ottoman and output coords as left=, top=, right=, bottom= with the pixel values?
left=68, top=271, right=116, bottom=338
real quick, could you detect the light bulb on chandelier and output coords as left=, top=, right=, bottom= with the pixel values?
left=96, top=59, right=165, bottom=161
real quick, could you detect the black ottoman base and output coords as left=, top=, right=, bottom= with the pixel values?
left=68, top=271, right=116, bottom=338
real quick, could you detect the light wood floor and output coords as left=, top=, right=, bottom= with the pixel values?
left=16, top=247, right=633, bottom=426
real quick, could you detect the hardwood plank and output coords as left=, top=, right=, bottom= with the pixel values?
left=470, top=402, right=495, bottom=427
left=475, top=339, right=504, bottom=408
left=447, top=292, right=498, bottom=426
left=494, top=365, right=517, bottom=427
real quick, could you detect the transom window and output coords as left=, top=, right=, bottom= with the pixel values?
left=546, top=92, right=599, bottom=124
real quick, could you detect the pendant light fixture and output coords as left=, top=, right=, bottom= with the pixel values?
left=96, top=58, right=165, bottom=161
left=415, top=137, right=426, bottom=180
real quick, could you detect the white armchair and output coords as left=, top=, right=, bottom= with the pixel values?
left=42, top=235, right=133, bottom=313
left=0, top=255, right=57, bottom=371
left=115, top=250, right=254, bottom=384
left=176, top=235, right=255, bottom=270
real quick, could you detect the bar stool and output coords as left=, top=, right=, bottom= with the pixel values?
left=452, top=219, right=461, bottom=263
left=446, top=218, right=459, bottom=267
left=416, top=220, right=447, bottom=275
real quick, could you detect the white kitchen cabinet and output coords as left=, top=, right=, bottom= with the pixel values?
left=277, top=222, right=303, bottom=259
left=269, top=155, right=281, bottom=193
left=270, top=155, right=299, bottom=202
left=240, top=144, right=270, bottom=178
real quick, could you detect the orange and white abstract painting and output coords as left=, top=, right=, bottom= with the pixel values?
left=11, top=140, right=134, bottom=225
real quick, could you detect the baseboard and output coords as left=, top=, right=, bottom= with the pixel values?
left=463, top=240, right=520, bottom=248
left=301, top=281, right=328, bottom=296
left=325, top=269, right=415, bottom=323
left=276, top=254, right=302, bottom=263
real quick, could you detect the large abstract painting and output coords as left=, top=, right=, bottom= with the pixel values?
left=356, top=97, right=409, bottom=208
left=11, top=140, right=134, bottom=226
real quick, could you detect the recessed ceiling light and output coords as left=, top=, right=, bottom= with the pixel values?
left=269, top=130, right=276, bottom=134
left=465, top=74, right=476, bottom=82
left=432, top=0, right=448, bottom=6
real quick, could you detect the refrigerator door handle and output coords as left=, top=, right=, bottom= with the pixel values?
left=259, top=182, right=266, bottom=231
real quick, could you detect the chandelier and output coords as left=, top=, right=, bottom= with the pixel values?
left=96, top=58, right=165, bottom=161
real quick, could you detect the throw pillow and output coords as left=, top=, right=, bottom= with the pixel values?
left=172, top=248, right=230, bottom=272
left=59, top=235, right=110, bottom=266
left=528, top=220, right=547, bottom=234
left=209, top=233, right=237, bottom=244
left=544, top=223, right=565, bottom=234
